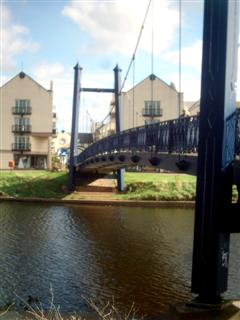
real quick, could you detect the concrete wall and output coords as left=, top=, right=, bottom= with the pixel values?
left=31, top=136, right=49, bottom=154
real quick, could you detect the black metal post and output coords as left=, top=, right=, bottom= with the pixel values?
left=69, top=63, right=82, bottom=191
left=114, top=65, right=125, bottom=192
left=191, top=0, right=239, bottom=302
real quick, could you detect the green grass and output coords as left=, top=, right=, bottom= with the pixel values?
left=0, top=170, right=68, bottom=198
left=119, top=172, right=238, bottom=202
left=0, top=170, right=238, bottom=202
left=119, top=172, right=197, bottom=201
left=124, top=172, right=196, bottom=184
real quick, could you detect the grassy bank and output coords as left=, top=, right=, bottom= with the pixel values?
left=121, top=172, right=197, bottom=201
left=0, top=170, right=68, bottom=198
left=0, top=170, right=238, bottom=201
left=122, top=172, right=238, bottom=201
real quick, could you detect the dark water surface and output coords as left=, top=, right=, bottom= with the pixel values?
left=0, top=203, right=240, bottom=316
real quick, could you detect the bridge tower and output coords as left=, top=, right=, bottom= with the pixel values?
left=191, top=0, right=239, bottom=304
left=114, top=65, right=125, bottom=192
left=69, top=63, right=82, bottom=191
left=68, top=64, right=125, bottom=191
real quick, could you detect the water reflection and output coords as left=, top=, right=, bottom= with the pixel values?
left=0, top=203, right=239, bottom=316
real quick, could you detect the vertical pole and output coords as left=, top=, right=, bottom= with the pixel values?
left=69, top=63, right=82, bottom=191
left=191, top=0, right=239, bottom=302
left=114, top=65, right=125, bottom=192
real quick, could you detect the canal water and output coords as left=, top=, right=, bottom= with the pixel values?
left=0, top=202, right=240, bottom=316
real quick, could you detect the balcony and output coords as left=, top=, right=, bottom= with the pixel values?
left=12, top=143, right=31, bottom=151
left=142, top=108, right=163, bottom=117
left=12, top=124, right=32, bottom=133
left=12, top=106, right=32, bottom=115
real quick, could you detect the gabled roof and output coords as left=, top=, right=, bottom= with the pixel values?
left=0, top=71, right=52, bottom=92
left=122, top=74, right=179, bottom=94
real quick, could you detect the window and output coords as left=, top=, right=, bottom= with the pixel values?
left=15, top=118, right=30, bottom=126
left=15, top=136, right=30, bottom=145
left=12, top=136, right=31, bottom=151
left=13, top=118, right=31, bottom=132
left=52, top=122, right=57, bottom=134
left=14, top=100, right=31, bottom=114
left=15, top=100, right=30, bottom=108
left=13, top=136, right=31, bottom=151
left=143, top=101, right=163, bottom=117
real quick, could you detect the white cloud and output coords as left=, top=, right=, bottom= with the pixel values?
left=0, top=4, right=39, bottom=72
left=32, top=62, right=73, bottom=131
left=33, top=62, right=66, bottom=80
left=62, top=0, right=179, bottom=56
left=168, top=42, right=240, bottom=102
left=162, top=41, right=203, bottom=102
left=35, top=47, right=239, bottom=133
left=182, top=75, right=201, bottom=102
left=169, top=71, right=201, bottom=102
left=163, top=40, right=202, bottom=72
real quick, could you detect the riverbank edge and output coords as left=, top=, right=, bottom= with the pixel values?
left=0, top=196, right=195, bottom=208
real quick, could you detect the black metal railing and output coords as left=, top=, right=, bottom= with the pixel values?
left=12, top=124, right=32, bottom=133
left=12, top=143, right=31, bottom=151
left=76, top=109, right=240, bottom=165
left=12, top=106, right=32, bottom=115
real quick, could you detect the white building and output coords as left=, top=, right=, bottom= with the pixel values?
left=92, top=74, right=184, bottom=139
left=0, top=72, right=54, bottom=169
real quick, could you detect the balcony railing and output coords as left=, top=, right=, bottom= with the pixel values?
left=12, top=124, right=32, bottom=133
left=12, top=106, right=32, bottom=115
left=142, top=108, right=163, bottom=117
left=12, top=143, right=31, bottom=151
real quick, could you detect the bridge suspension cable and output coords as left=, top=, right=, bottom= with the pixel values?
left=96, top=0, right=152, bottom=131
left=178, top=0, right=182, bottom=118
left=151, top=0, right=154, bottom=79
left=131, top=0, right=155, bottom=128
left=150, top=0, right=154, bottom=124
left=81, top=0, right=183, bottom=134
left=120, top=0, right=152, bottom=92
left=132, top=57, right=135, bottom=127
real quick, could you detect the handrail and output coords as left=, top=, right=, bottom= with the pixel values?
left=76, top=109, right=240, bottom=165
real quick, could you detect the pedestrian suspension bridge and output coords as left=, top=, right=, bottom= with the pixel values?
left=75, top=108, right=240, bottom=177
left=69, top=0, right=240, bottom=317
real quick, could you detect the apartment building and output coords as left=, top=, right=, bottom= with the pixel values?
left=121, top=74, right=183, bottom=130
left=0, top=71, right=54, bottom=170
left=92, top=74, right=183, bottom=139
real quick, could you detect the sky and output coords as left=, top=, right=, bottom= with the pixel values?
left=1, top=0, right=239, bottom=132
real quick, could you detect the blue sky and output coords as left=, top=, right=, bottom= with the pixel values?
left=1, top=0, right=239, bottom=132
